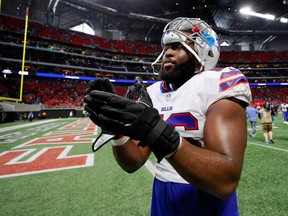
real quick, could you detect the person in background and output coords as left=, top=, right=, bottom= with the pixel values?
left=82, top=109, right=86, bottom=118
left=84, top=17, right=252, bottom=216
left=37, top=112, right=42, bottom=120
left=27, top=111, right=34, bottom=122
left=280, top=103, right=287, bottom=124
left=246, top=102, right=259, bottom=137
left=270, top=104, right=276, bottom=125
left=125, top=76, right=145, bottom=100
left=259, top=103, right=274, bottom=144
left=23, top=112, right=28, bottom=121
left=69, top=110, right=74, bottom=118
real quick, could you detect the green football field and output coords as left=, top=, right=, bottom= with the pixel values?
left=0, top=115, right=287, bottom=216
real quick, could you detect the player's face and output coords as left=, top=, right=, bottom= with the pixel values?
left=161, top=43, right=189, bottom=71
left=159, top=41, right=196, bottom=88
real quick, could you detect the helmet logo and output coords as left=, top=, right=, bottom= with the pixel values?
left=203, top=33, right=215, bottom=47
left=192, top=25, right=200, bottom=33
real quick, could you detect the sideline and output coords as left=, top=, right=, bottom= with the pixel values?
left=0, top=119, right=59, bottom=133
left=248, top=141, right=288, bottom=152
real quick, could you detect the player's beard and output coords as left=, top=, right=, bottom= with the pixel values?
left=159, top=56, right=196, bottom=89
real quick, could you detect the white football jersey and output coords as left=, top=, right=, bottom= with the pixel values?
left=281, top=104, right=287, bottom=112
left=147, top=67, right=252, bottom=183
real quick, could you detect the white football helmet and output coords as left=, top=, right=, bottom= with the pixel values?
left=152, top=17, right=220, bottom=73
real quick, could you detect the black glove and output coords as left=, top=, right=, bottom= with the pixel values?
left=84, top=90, right=180, bottom=162
left=85, top=78, right=116, bottom=95
left=85, top=78, right=117, bottom=151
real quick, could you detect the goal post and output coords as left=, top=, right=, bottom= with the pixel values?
left=0, top=6, right=29, bottom=102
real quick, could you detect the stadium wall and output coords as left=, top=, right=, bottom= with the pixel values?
left=0, top=108, right=84, bottom=123
left=41, top=109, right=84, bottom=119
left=0, top=111, right=18, bottom=123
left=0, top=102, right=41, bottom=112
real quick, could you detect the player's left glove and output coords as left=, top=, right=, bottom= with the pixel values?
left=85, top=78, right=116, bottom=95
left=84, top=90, right=181, bottom=162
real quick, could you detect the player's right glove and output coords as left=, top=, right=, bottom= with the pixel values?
left=85, top=78, right=118, bottom=151
left=84, top=90, right=181, bottom=162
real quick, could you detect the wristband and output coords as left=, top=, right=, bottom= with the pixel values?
left=111, top=136, right=129, bottom=146
left=165, top=136, right=183, bottom=159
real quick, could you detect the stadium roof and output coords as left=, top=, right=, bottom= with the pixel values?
left=3, top=0, right=288, bottom=47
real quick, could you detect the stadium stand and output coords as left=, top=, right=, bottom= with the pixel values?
left=0, top=14, right=288, bottom=120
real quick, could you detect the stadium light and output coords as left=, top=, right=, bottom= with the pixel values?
left=220, top=41, right=230, bottom=46
left=280, top=17, right=288, bottom=23
left=240, top=7, right=275, bottom=20
left=2, top=69, right=12, bottom=74
left=18, top=71, right=29, bottom=75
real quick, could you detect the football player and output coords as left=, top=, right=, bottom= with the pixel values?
left=246, top=102, right=259, bottom=137
left=280, top=103, right=287, bottom=124
left=84, top=17, right=252, bottom=216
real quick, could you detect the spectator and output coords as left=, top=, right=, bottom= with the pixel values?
left=246, top=102, right=259, bottom=137
left=280, top=103, right=287, bottom=124
left=259, top=103, right=274, bottom=144
left=27, top=111, right=34, bottom=122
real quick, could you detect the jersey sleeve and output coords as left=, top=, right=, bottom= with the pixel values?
left=216, top=67, right=252, bottom=105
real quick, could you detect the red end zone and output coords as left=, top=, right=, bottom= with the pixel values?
left=0, top=119, right=96, bottom=178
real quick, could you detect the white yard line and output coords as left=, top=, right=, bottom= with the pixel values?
left=0, top=119, right=59, bottom=133
left=248, top=141, right=288, bottom=152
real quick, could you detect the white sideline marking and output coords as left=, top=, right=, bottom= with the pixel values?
left=0, top=119, right=58, bottom=133
left=248, top=142, right=288, bottom=152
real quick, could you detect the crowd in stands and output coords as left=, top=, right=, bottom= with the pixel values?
left=250, top=86, right=288, bottom=105
left=0, top=32, right=157, bottom=80
left=1, top=32, right=287, bottom=82
left=0, top=77, right=129, bottom=108
left=0, top=14, right=288, bottom=108
left=219, top=51, right=288, bottom=63
left=1, top=14, right=288, bottom=64
left=22, top=79, right=86, bottom=107
left=0, top=14, right=161, bottom=56
left=0, top=76, right=287, bottom=109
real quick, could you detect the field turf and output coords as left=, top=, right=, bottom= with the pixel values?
left=0, top=115, right=287, bottom=215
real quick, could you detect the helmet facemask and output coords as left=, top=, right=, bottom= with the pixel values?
left=152, top=17, right=220, bottom=74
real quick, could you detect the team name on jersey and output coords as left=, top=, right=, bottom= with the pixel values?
left=161, top=106, right=173, bottom=112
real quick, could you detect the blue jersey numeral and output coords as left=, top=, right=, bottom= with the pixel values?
left=166, top=112, right=199, bottom=130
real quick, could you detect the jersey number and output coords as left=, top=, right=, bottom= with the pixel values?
left=165, top=112, right=198, bottom=130
left=162, top=112, right=201, bottom=147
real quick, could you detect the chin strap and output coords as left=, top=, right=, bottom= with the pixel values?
left=151, top=49, right=165, bottom=75
left=181, top=42, right=204, bottom=72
